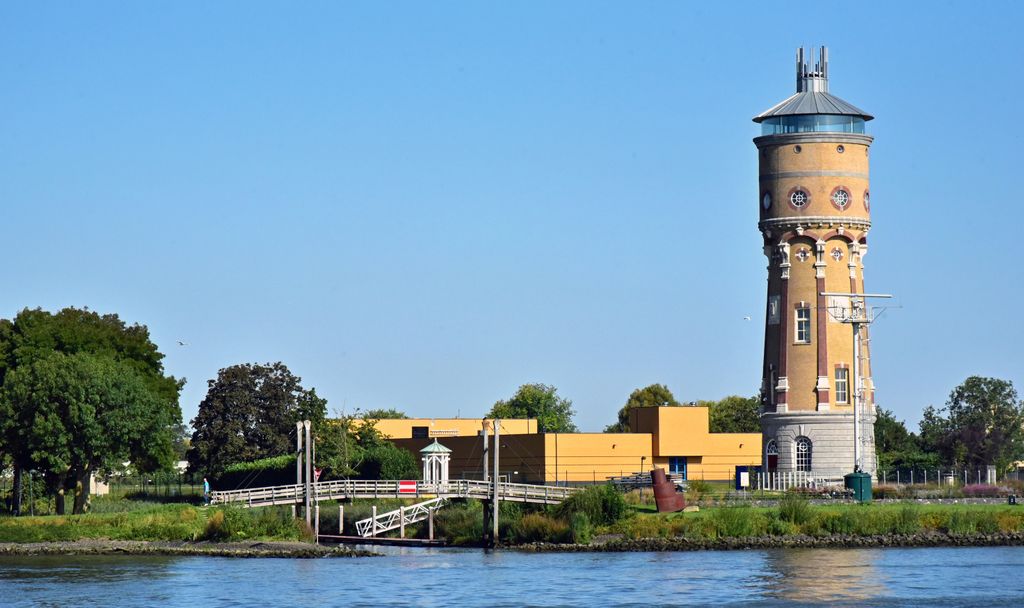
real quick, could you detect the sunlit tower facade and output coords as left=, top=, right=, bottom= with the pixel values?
left=754, top=48, right=877, bottom=479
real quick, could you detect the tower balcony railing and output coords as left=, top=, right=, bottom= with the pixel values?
left=761, top=114, right=866, bottom=136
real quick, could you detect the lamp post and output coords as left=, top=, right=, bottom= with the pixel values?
left=640, top=456, right=647, bottom=498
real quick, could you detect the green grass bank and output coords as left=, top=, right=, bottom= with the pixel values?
left=6, top=487, right=1024, bottom=552
left=0, top=498, right=309, bottom=544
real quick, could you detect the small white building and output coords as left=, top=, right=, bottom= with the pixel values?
left=420, top=440, right=452, bottom=484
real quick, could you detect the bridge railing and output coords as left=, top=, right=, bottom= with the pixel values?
left=211, top=478, right=579, bottom=507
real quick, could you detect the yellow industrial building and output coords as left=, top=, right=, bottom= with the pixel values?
left=380, top=407, right=761, bottom=484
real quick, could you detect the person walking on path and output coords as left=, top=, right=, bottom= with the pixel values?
left=203, top=477, right=211, bottom=506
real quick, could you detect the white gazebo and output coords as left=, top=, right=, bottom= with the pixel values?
left=420, top=439, right=452, bottom=484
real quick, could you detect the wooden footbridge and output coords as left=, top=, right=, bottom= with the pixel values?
left=210, top=479, right=577, bottom=509
left=211, top=479, right=578, bottom=539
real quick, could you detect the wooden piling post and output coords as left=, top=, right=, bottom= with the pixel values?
left=399, top=506, right=406, bottom=538
left=339, top=505, right=344, bottom=534
left=371, top=505, right=377, bottom=537
left=429, top=508, right=434, bottom=540
left=315, top=505, right=320, bottom=544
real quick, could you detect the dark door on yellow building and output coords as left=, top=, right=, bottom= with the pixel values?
left=668, top=457, right=687, bottom=480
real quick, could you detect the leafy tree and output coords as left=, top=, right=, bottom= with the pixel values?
left=605, top=384, right=680, bottom=432
left=188, top=362, right=327, bottom=476
left=1, top=352, right=176, bottom=513
left=359, top=444, right=419, bottom=480
left=0, top=307, right=182, bottom=514
left=314, top=415, right=369, bottom=479
left=487, top=383, right=578, bottom=433
left=313, top=417, right=420, bottom=480
left=917, top=374, right=1024, bottom=468
left=917, top=376, right=1024, bottom=470
left=361, top=408, right=408, bottom=420
left=171, top=423, right=191, bottom=461
left=706, top=395, right=761, bottom=434
left=874, top=408, right=938, bottom=470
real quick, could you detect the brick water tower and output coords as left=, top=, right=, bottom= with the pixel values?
left=754, top=47, right=877, bottom=479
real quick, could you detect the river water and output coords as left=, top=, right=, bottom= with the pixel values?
left=1, top=546, right=1021, bottom=607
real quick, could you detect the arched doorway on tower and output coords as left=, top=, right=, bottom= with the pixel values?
left=765, top=439, right=778, bottom=472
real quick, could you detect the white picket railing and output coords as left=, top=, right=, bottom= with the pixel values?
left=755, top=470, right=839, bottom=491
left=210, top=478, right=578, bottom=508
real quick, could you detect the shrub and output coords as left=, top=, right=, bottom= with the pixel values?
left=686, top=480, right=710, bottom=502
left=205, top=510, right=228, bottom=540
left=778, top=493, right=812, bottom=525
left=709, top=506, right=762, bottom=538
left=996, top=510, right=1024, bottom=532
left=433, top=501, right=483, bottom=545
left=920, top=511, right=948, bottom=531
left=514, top=513, right=570, bottom=543
left=202, top=506, right=301, bottom=541
left=570, top=513, right=593, bottom=544
left=962, top=484, right=1005, bottom=498
left=555, top=484, right=627, bottom=526
left=358, top=444, right=419, bottom=480
left=766, top=515, right=799, bottom=536
left=872, top=484, right=903, bottom=499
left=612, top=514, right=672, bottom=540
left=893, top=504, right=921, bottom=535
left=943, top=510, right=1000, bottom=535
left=216, top=455, right=298, bottom=490
left=817, top=509, right=857, bottom=535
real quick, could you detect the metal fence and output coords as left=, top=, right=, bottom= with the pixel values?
left=106, top=472, right=205, bottom=499
left=876, top=467, right=1002, bottom=486
left=1, top=470, right=204, bottom=515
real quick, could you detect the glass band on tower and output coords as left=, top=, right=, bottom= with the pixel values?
left=754, top=47, right=877, bottom=479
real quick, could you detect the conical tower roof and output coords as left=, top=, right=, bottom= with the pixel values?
left=420, top=439, right=452, bottom=454
left=753, top=47, right=872, bottom=123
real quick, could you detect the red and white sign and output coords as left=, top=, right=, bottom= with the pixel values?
left=398, top=480, right=417, bottom=494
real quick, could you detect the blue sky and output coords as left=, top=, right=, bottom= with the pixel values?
left=3, top=2, right=1022, bottom=432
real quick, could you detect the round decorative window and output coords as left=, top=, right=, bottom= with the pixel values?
left=864, top=190, right=871, bottom=211
left=830, top=247, right=844, bottom=261
left=789, top=189, right=809, bottom=209
left=830, top=186, right=851, bottom=211
left=762, top=192, right=772, bottom=210
left=793, top=145, right=802, bottom=154
left=836, top=145, right=845, bottom=153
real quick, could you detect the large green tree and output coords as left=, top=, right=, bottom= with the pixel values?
left=0, top=307, right=182, bottom=514
left=918, top=376, right=1024, bottom=470
left=874, top=408, right=937, bottom=470
left=487, top=383, right=578, bottom=433
left=706, top=395, right=761, bottom=434
left=188, top=362, right=327, bottom=476
left=1, top=352, right=175, bottom=513
left=605, top=384, right=680, bottom=432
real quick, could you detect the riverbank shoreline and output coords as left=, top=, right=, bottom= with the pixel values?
left=514, top=530, right=1024, bottom=553
left=0, top=539, right=378, bottom=558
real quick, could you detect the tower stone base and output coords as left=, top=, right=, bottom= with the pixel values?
left=761, top=411, right=876, bottom=480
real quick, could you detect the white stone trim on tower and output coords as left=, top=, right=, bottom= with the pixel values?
left=816, top=376, right=831, bottom=411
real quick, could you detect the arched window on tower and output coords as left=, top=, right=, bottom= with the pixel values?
left=795, top=436, right=812, bottom=472
left=765, top=439, right=779, bottom=472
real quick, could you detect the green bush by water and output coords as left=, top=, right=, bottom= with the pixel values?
left=778, top=494, right=813, bottom=525
left=554, top=484, right=627, bottom=526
